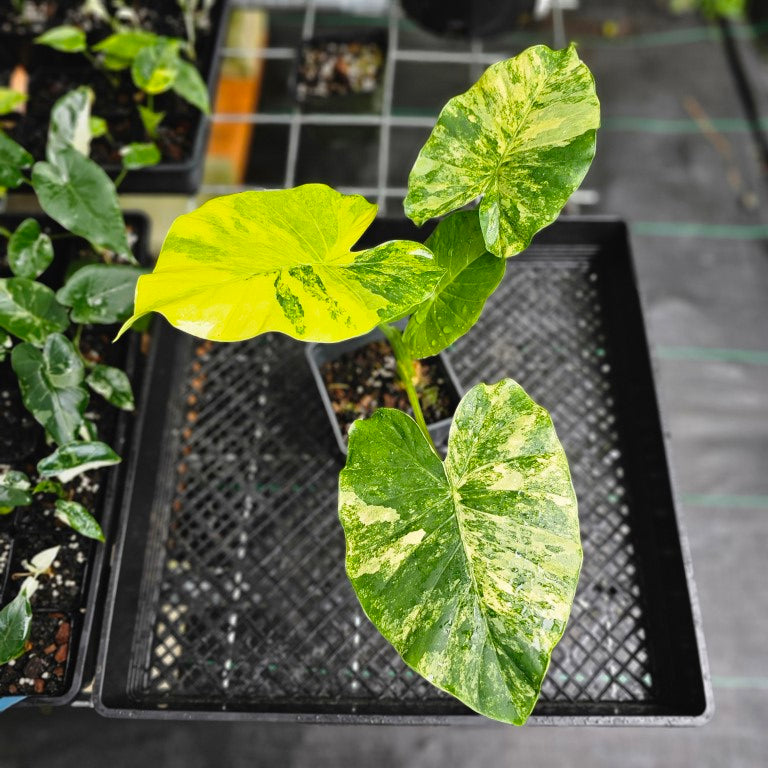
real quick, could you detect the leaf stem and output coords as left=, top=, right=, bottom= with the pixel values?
left=379, top=323, right=439, bottom=456
left=113, top=167, right=127, bottom=189
left=0, top=226, right=11, bottom=239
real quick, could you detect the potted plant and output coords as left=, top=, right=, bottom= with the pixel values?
left=1, top=0, right=229, bottom=193
left=114, top=44, right=599, bottom=725
left=0, top=85, right=149, bottom=703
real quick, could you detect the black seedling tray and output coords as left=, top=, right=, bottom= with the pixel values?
left=94, top=218, right=711, bottom=724
left=0, top=212, right=150, bottom=707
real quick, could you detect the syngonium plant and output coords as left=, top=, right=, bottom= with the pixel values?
left=118, top=44, right=600, bottom=724
left=0, top=86, right=148, bottom=665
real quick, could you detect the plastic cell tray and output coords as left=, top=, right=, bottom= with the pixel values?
left=94, top=218, right=711, bottom=724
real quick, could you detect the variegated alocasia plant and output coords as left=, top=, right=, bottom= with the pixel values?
left=119, top=44, right=599, bottom=724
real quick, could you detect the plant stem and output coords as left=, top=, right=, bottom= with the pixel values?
left=0, top=226, right=11, bottom=239
left=378, top=322, right=439, bottom=456
left=113, top=167, right=127, bottom=189
left=72, top=324, right=95, bottom=369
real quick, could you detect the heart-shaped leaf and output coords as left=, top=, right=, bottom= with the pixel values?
left=0, top=470, right=32, bottom=514
left=86, top=364, right=134, bottom=410
left=47, top=86, right=94, bottom=161
left=120, top=142, right=161, bottom=170
left=38, top=440, right=120, bottom=483
left=93, top=30, right=160, bottom=69
left=117, top=185, right=444, bottom=343
left=8, top=218, right=55, bottom=279
left=89, top=115, right=108, bottom=138
left=57, top=264, right=146, bottom=324
left=172, top=58, right=210, bottom=114
left=54, top=499, right=104, bottom=541
left=0, top=131, right=33, bottom=189
left=403, top=210, right=505, bottom=358
left=132, top=39, right=180, bottom=94
left=34, top=25, right=87, bottom=53
left=0, top=592, right=32, bottom=665
left=11, top=334, right=88, bottom=446
left=138, top=106, right=165, bottom=138
left=32, top=147, right=131, bottom=258
left=404, top=45, right=600, bottom=258
left=0, top=278, right=69, bottom=344
left=0, top=88, right=27, bottom=115
left=339, top=379, right=581, bottom=725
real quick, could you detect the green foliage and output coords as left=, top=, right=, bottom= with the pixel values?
left=0, top=278, right=69, bottom=345
left=54, top=499, right=105, bottom=541
left=132, top=39, right=181, bottom=94
left=138, top=106, right=166, bottom=138
left=0, top=592, right=32, bottom=665
left=93, top=30, right=160, bottom=69
left=120, top=142, right=161, bottom=170
left=173, top=58, right=210, bottom=114
left=8, top=219, right=55, bottom=279
left=0, top=471, right=32, bottom=514
left=38, top=440, right=121, bottom=484
left=0, top=131, right=33, bottom=189
left=47, top=86, right=94, bottom=160
left=34, top=25, right=87, bottom=53
left=86, top=364, right=135, bottom=410
left=0, top=88, right=27, bottom=115
left=57, top=264, right=146, bottom=324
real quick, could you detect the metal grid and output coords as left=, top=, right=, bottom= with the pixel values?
left=203, top=1, right=600, bottom=213
left=124, top=246, right=655, bottom=713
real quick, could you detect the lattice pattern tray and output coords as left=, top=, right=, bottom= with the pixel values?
left=94, top=219, right=710, bottom=723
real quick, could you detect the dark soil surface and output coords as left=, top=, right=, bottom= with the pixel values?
left=320, top=339, right=459, bottom=438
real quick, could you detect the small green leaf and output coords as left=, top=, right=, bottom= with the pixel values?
left=34, top=25, right=87, bottom=53
left=0, top=470, right=32, bottom=515
left=117, top=185, right=445, bottom=344
left=0, top=131, right=33, bottom=189
left=403, top=210, right=505, bottom=358
left=0, top=278, right=69, bottom=344
left=339, top=379, right=581, bottom=725
left=138, top=106, right=165, bottom=138
left=31, top=146, right=131, bottom=258
left=54, top=499, right=104, bottom=541
left=0, top=592, right=32, bottom=665
left=33, top=479, right=66, bottom=498
left=86, top=364, right=135, bottom=410
left=11, top=335, right=89, bottom=446
left=404, top=45, right=600, bottom=258
left=8, top=218, right=55, bottom=279
left=172, top=58, right=210, bottom=115
left=93, top=30, right=160, bottom=69
left=132, top=39, right=180, bottom=95
left=39, top=440, right=120, bottom=484
left=120, top=142, right=161, bottom=171
left=0, top=88, right=27, bottom=115
left=89, top=116, right=108, bottom=139
left=57, top=264, right=146, bottom=324
left=48, top=86, right=94, bottom=160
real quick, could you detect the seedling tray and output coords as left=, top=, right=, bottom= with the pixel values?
left=94, top=218, right=711, bottom=724
left=0, top=212, right=150, bottom=707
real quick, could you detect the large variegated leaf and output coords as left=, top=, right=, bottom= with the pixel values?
left=339, top=379, right=581, bottom=725
left=403, top=210, right=505, bottom=358
left=0, top=278, right=69, bottom=345
left=117, top=185, right=444, bottom=343
left=47, top=87, right=94, bottom=161
left=404, top=45, right=599, bottom=259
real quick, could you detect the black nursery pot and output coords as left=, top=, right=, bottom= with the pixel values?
left=400, top=0, right=536, bottom=38
left=0, top=212, right=150, bottom=707
left=306, top=325, right=462, bottom=456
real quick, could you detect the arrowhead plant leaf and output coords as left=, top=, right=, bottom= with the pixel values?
left=404, top=44, right=600, bottom=258
left=120, top=142, right=161, bottom=170
left=403, top=210, right=505, bottom=358
left=172, top=58, right=210, bottom=114
left=0, top=592, right=32, bottom=665
left=57, top=264, right=147, bottom=324
left=0, top=278, right=69, bottom=345
left=86, top=364, right=135, bottom=410
left=54, top=499, right=105, bottom=541
left=0, top=131, right=33, bottom=189
left=8, top=218, right=55, bottom=279
left=339, top=379, right=581, bottom=725
left=47, top=86, right=95, bottom=161
left=132, top=39, right=181, bottom=94
left=0, top=470, right=32, bottom=514
left=34, top=25, right=87, bottom=53
left=117, top=185, right=445, bottom=343
left=0, top=88, right=27, bottom=115
left=93, top=30, right=160, bottom=69
left=38, top=440, right=121, bottom=484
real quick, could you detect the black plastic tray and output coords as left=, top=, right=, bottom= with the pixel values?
left=0, top=212, right=150, bottom=708
left=94, top=218, right=712, bottom=724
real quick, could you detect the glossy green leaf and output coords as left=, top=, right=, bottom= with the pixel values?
left=34, top=25, right=87, bottom=53
left=11, top=335, right=88, bottom=446
left=47, top=86, right=94, bottom=160
left=0, top=278, right=69, bottom=344
left=117, top=185, right=444, bottom=343
left=172, top=58, right=210, bottom=114
left=339, top=379, right=581, bottom=725
left=8, top=218, right=54, bottom=279
left=93, top=30, right=160, bottom=69
left=403, top=210, right=505, bottom=358
left=0, top=470, right=32, bottom=515
left=54, top=499, right=104, bottom=541
left=39, top=440, right=120, bottom=483
left=86, top=364, right=135, bottom=410
left=132, top=39, right=180, bottom=94
left=0, top=592, right=32, bottom=665
left=0, top=130, right=33, bottom=189
left=31, top=146, right=131, bottom=258
left=89, top=116, right=108, bottom=138
left=0, top=88, right=27, bottom=115
left=33, top=479, right=66, bottom=498
left=404, top=45, right=600, bottom=258
left=57, top=264, right=146, bottom=324
left=120, top=142, right=161, bottom=170
left=138, top=106, right=165, bottom=138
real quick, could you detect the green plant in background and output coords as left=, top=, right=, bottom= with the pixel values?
left=669, top=0, right=746, bottom=19
left=118, top=44, right=599, bottom=724
left=0, top=86, right=150, bottom=665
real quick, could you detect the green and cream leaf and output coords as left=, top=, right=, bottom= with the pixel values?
left=54, top=500, right=105, bottom=541
left=0, top=131, right=33, bottom=189
left=8, top=218, right=54, bottom=279
left=86, top=364, right=135, bottom=410
left=339, top=379, right=581, bottom=725
left=0, top=471, right=32, bottom=515
left=38, top=440, right=121, bottom=484
left=56, top=264, right=146, bottom=324
left=47, top=86, right=94, bottom=161
left=0, top=278, right=69, bottom=344
left=0, top=592, right=32, bottom=665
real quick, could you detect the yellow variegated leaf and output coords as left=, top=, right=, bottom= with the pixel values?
left=118, top=185, right=444, bottom=343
